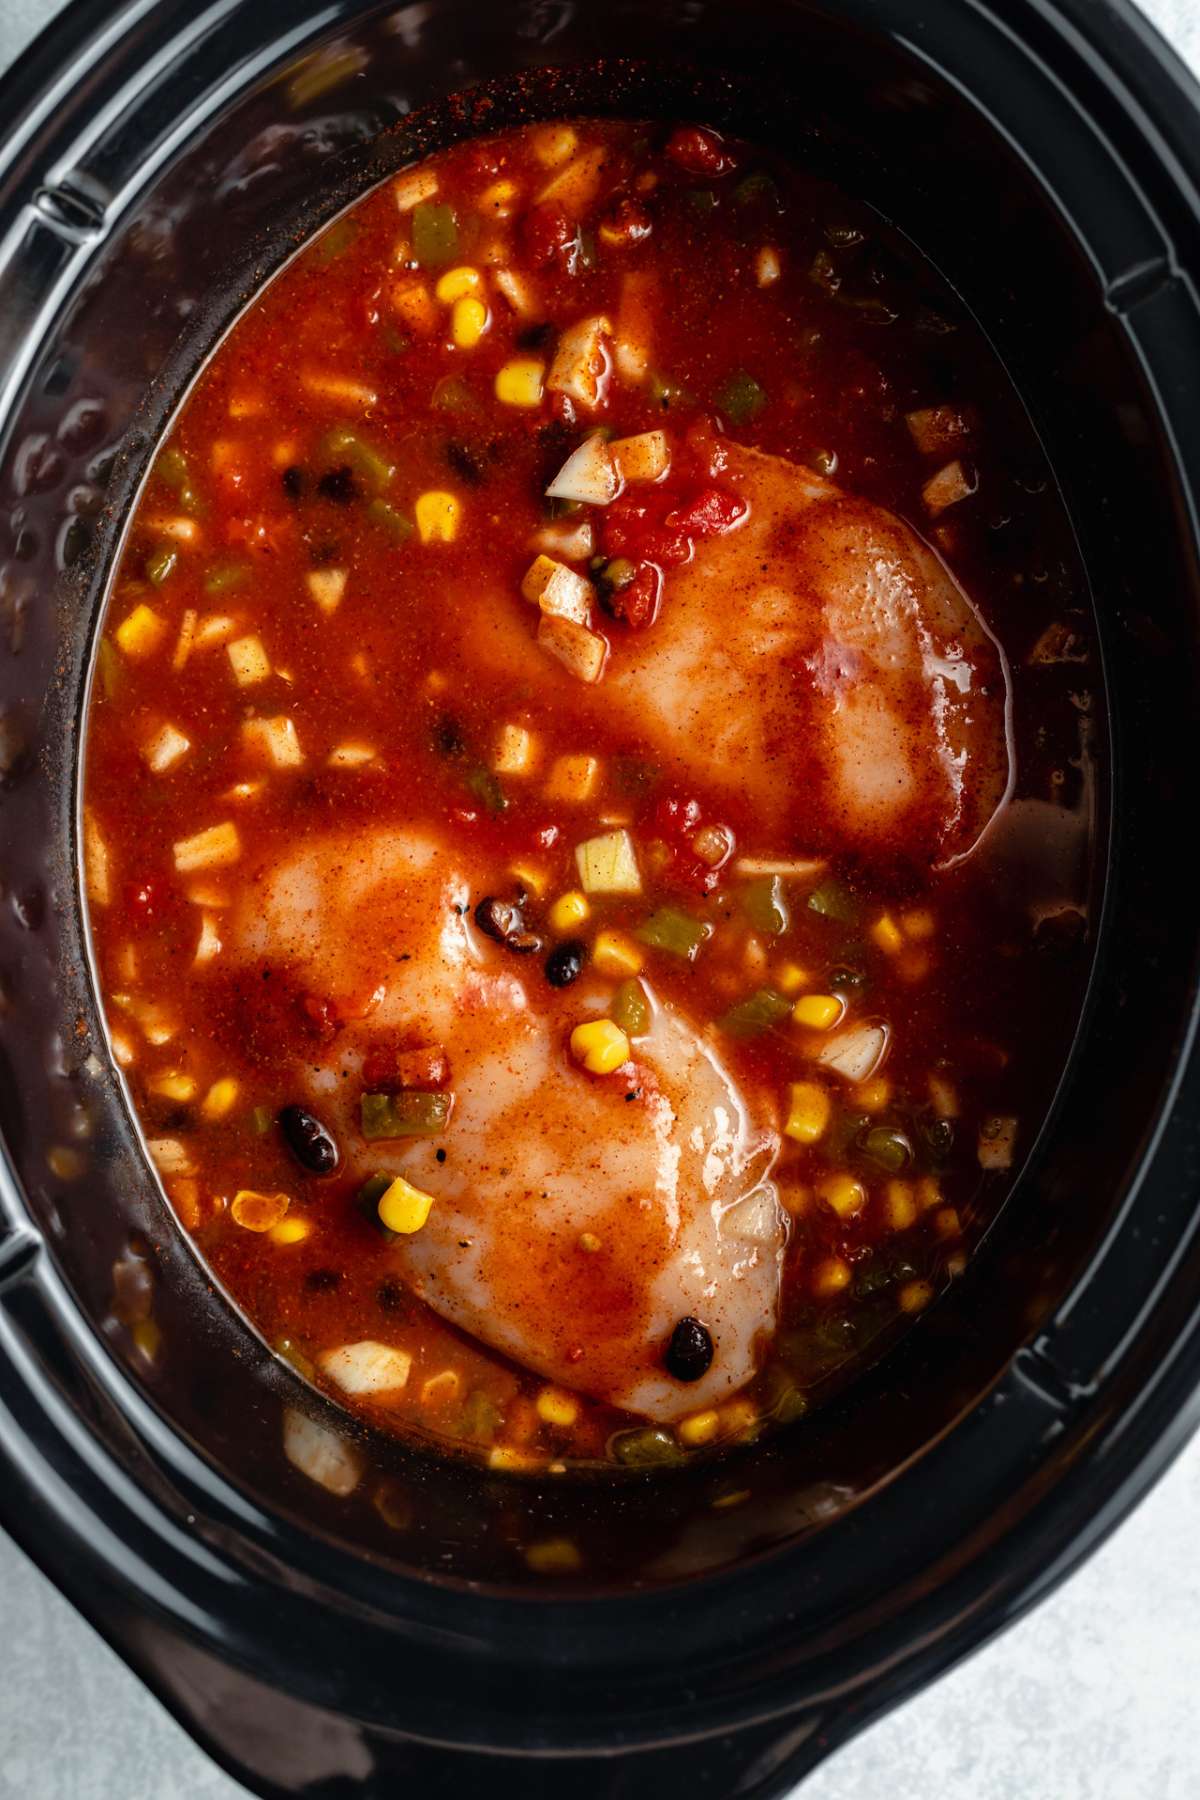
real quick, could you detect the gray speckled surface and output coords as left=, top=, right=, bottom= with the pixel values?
left=2, top=1, right=1198, bottom=1794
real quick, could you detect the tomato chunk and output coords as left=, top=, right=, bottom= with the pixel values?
left=520, top=202, right=577, bottom=270
left=664, top=126, right=738, bottom=178
left=606, top=562, right=662, bottom=629
left=666, top=487, right=748, bottom=538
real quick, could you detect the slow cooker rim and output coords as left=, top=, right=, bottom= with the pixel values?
left=3, top=0, right=1200, bottom=1784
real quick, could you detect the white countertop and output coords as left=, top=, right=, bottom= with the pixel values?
left=1, top=2, right=1197, bottom=1795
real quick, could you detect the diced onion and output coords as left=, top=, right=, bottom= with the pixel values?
left=282, top=1407, right=364, bottom=1497
left=546, top=433, right=618, bottom=506
left=319, top=1340, right=413, bottom=1396
left=575, top=829, right=641, bottom=895
left=815, top=1022, right=889, bottom=1084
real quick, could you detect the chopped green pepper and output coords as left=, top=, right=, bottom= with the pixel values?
left=360, top=1091, right=452, bottom=1140
left=144, top=546, right=177, bottom=587
left=154, top=445, right=201, bottom=515
left=311, top=217, right=359, bottom=266
left=356, top=1171, right=392, bottom=1215
left=714, top=369, right=766, bottom=425
left=807, top=878, right=859, bottom=924
left=858, top=1125, right=913, bottom=1174
left=741, top=875, right=790, bottom=937
left=204, top=560, right=249, bottom=595
left=366, top=497, right=413, bottom=540
left=612, top=978, right=650, bottom=1039
left=636, top=906, right=712, bottom=963
left=323, top=424, right=395, bottom=490
left=412, top=201, right=459, bottom=267
left=464, top=764, right=507, bottom=815
left=609, top=1426, right=685, bottom=1468
left=718, top=987, right=792, bottom=1039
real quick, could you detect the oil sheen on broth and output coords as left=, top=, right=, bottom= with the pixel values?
left=84, top=119, right=1095, bottom=1473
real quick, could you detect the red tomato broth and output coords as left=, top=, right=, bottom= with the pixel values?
left=83, top=118, right=1096, bottom=1472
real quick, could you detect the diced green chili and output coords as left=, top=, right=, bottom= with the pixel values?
left=250, top=1104, right=274, bottom=1136
left=648, top=370, right=689, bottom=413
left=431, top=374, right=475, bottom=412
left=807, top=878, right=859, bottom=924
left=598, top=556, right=636, bottom=593
left=311, top=217, right=359, bottom=266
left=154, top=446, right=201, bottom=514
left=718, top=987, right=792, bottom=1039
left=412, top=200, right=459, bottom=267
left=611, top=978, right=650, bottom=1039
left=858, top=1125, right=913, bottom=1174
left=741, top=875, right=790, bottom=937
left=204, top=560, right=249, bottom=595
left=464, top=764, right=507, bottom=815
left=360, top=1091, right=452, bottom=1140
left=609, top=1426, right=685, bottom=1468
left=323, top=423, right=395, bottom=490
left=613, top=756, right=660, bottom=798
left=366, top=497, right=413, bottom=540
left=144, top=546, right=177, bottom=587
left=544, top=494, right=584, bottom=519
left=714, top=369, right=766, bottom=425
left=734, top=171, right=780, bottom=207
left=357, top=1171, right=392, bottom=1214
left=459, top=1388, right=503, bottom=1444
left=636, top=906, right=712, bottom=962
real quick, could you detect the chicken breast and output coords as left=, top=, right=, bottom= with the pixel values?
left=607, top=443, right=1012, bottom=866
left=233, top=827, right=784, bottom=1420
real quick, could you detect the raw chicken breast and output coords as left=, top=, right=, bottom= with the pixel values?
left=607, top=443, right=1012, bottom=865
left=233, top=827, right=784, bottom=1420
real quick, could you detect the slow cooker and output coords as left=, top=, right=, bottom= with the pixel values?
left=2, top=1, right=1200, bottom=1794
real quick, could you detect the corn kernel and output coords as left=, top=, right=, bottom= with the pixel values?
left=592, top=930, right=644, bottom=978
left=855, top=1077, right=892, bottom=1113
left=774, top=961, right=810, bottom=995
left=871, top=912, right=904, bottom=955
left=532, top=124, right=578, bottom=167
left=818, top=1172, right=867, bottom=1220
left=149, top=1071, right=196, bottom=1103
left=899, top=1278, right=935, bottom=1313
left=270, top=1216, right=311, bottom=1246
left=811, top=1255, right=852, bottom=1299
left=901, top=907, right=936, bottom=940
left=377, top=1174, right=436, bottom=1235
left=570, top=1018, right=631, bottom=1075
left=783, top=1081, right=831, bottom=1145
left=434, top=264, right=482, bottom=303
left=916, top=1175, right=943, bottom=1211
left=545, top=753, right=600, bottom=802
left=493, top=723, right=536, bottom=775
left=231, top=1189, right=290, bottom=1232
left=199, top=1078, right=239, bottom=1122
left=792, top=993, right=844, bottom=1030
left=478, top=177, right=520, bottom=216
left=510, top=860, right=548, bottom=898
left=495, top=357, right=545, bottom=408
left=882, top=1179, right=917, bottom=1231
left=536, top=1387, right=580, bottom=1428
left=414, top=490, right=460, bottom=544
left=932, top=1205, right=961, bottom=1239
left=678, top=1409, right=720, bottom=1446
left=549, top=890, right=590, bottom=933
left=451, top=294, right=489, bottom=349
left=115, top=603, right=165, bottom=660
left=525, top=1536, right=582, bottom=1573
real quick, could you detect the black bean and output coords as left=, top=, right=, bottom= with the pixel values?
left=279, top=1104, right=340, bottom=1175
left=304, top=1268, right=341, bottom=1293
left=545, top=939, right=586, bottom=987
left=517, top=321, right=554, bottom=351
left=474, top=895, right=542, bottom=955
left=445, top=440, right=486, bottom=486
left=281, top=464, right=305, bottom=499
left=664, top=1316, right=714, bottom=1382
left=317, top=464, right=357, bottom=503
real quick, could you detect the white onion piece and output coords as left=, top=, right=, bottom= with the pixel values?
left=546, top=433, right=619, bottom=507
left=282, top=1408, right=363, bottom=1496
left=816, top=1022, right=889, bottom=1084
left=318, top=1340, right=412, bottom=1397
left=722, top=1187, right=784, bottom=1245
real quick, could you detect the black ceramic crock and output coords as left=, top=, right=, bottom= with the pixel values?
left=2, top=2, right=1200, bottom=1795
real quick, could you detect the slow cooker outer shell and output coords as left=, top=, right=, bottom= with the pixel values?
left=2, top=0, right=1200, bottom=1795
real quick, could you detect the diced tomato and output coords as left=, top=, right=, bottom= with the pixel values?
left=363, top=1043, right=451, bottom=1090
left=666, top=487, right=748, bottom=538
left=298, top=993, right=340, bottom=1040
left=606, top=562, right=662, bottom=629
left=664, top=126, right=737, bottom=178
left=520, top=202, right=576, bottom=269
left=655, top=795, right=703, bottom=840
left=601, top=494, right=691, bottom=567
